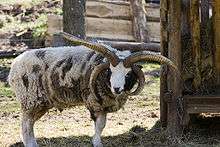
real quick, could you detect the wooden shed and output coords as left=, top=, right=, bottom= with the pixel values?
left=160, top=0, right=220, bottom=133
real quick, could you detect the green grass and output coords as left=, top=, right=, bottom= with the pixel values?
left=0, top=82, right=14, bottom=98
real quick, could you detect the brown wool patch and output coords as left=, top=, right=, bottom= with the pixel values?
left=86, top=51, right=96, bottom=61
left=61, top=57, right=73, bottom=79
left=32, top=64, right=41, bottom=73
left=22, top=73, right=29, bottom=90
left=56, top=59, right=66, bottom=68
left=51, top=72, right=60, bottom=89
left=35, top=50, right=46, bottom=59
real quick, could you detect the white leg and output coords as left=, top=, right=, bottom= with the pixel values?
left=92, top=112, right=107, bottom=147
left=21, top=115, right=38, bottom=147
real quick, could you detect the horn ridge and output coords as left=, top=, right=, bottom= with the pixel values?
left=123, top=51, right=178, bottom=71
left=89, top=63, right=110, bottom=100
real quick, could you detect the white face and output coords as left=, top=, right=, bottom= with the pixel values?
left=110, top=62, right=131, bottom=95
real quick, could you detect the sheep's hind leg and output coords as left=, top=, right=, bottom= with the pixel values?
left=21, top=108, right=48, bottom=147
left=92, top=112, right=107, bottom=147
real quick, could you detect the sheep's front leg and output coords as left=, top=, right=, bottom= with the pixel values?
left=21, top=115, right=38, bottom=147
left=92, top=112, right=107, bottom=147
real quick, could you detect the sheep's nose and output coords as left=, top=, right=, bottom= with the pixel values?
left=114, top=87, right=121, bottom=94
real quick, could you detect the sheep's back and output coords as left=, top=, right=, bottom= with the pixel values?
left=8, top=46, right=104, bottom=109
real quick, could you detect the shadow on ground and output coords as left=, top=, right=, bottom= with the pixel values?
left=9, top=118, right=220, bottom=147
left=9, top=122, right=169, bottom=147
left=0, top=65, right=10, bottom=82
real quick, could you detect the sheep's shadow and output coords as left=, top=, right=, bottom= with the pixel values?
left=9, top=117, right=220, bottom=147
left=9, top=121, right=167, bottom=147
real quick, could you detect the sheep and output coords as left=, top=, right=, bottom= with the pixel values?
left=8, top=32, right=178, bottom=147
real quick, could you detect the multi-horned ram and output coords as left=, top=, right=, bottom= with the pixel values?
left=8, top=32, right=177, bottom=147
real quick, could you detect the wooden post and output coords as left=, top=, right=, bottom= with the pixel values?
left=130, top=0, right=150, bottom=42
left=201, top=0, right=210, bottom=52
left=190, top=0, right=202, bottom=90
left=63, top=0, right=86, bottom=39
left=213, top=0, right=220, bottom=84
left=160, top=0, right=168, bottom=128
left=181, top=0, right=191, bottom=126
left=167, top=0, right=182, bottom=134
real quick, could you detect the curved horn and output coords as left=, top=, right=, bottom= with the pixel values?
left=89, top=63, right=110, bottom=99
left=60, top=32, right=119, bottom=66
left=123, top=51, right=178, bottom=71
left=128, top=65, right=145, bottom=95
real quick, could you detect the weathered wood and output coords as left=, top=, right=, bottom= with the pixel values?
left=0, top=41, right=160, bottom=59
left=97, top=41, right=160, bottom=52
left=130, top=0, right=150, bottom=42
left=63, top=0, right=86, bottom=39
left=87, top=0, right=130, bottom=5
left=86, top=1, right=131, bottom=20
left=46, top=15, right=64, bottom=46
left=167, top=0, right=182, bottom=134
left=185, top=95, right=220, bottom=113
left=86, top=1, right=160, bottom=21
left=181, top=0, right=192, bottom=127
left=0, top=50, right=27, bottom=59
left=86, top=17, right=134, bottom=41
left=160, top=0, right=168, bottom=128
left=145, top=3, right=160, bottom=22
left=201, top=0, right=210, bottom=53
left=213, top=0, right=220, bottom=84
left=190, top=0, right=202, bottom=90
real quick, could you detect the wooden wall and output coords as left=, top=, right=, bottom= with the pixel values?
left=46, top=0, right=160, bottom=45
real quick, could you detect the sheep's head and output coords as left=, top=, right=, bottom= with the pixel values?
left=61, top=32, right=178, bottom=98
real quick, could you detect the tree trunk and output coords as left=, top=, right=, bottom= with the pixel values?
left=63, top=0, right=86, bottom=39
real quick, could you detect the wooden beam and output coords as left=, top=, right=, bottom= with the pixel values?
left=190, top=0, right=202, bottom=90
left=96, top=41, right=160, bottom=52
left=213, top=0, right=220, bottom=84
left=185, top=95, right=220, bottom=113
left=160, top=0, right=168, bottom=128
left=86, top=1, right=131, bottom=20
left=0, top=50, right=27, bottom=59
left=130, top=0, right=150, bottom=42
left=86, top=17, right=134, bottom=41
left=167, top=0, right=182, bottom=134
left=181, top=0, right=192, bottom=127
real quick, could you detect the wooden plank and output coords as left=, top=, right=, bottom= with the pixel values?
left=167, top=0, right=182, bottom=134
left=130, top=0, right=150, bottom=42
left=187, top=105, right=220, bottom=114
left=190, top=0, right=201, bottom=89
left=85, top=17, right=134, bottom=41
left=96, top=41, right=160, bottom=52
left=181, top=0, right=192, bottom=126
left=87, top=0, right=160, bottom=21
left=160, top=0, right=168, bottom=128
left=185, top=95, right=220, bottom=114
left=87, top=0, right=130, bottom=6
left=86, top=17, right=159, bottom=42
left=213, top=0, right=220, bottom=84
left=46, top=15, right=160, bottom=42
left=86, top=1, right=131, bottom=20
